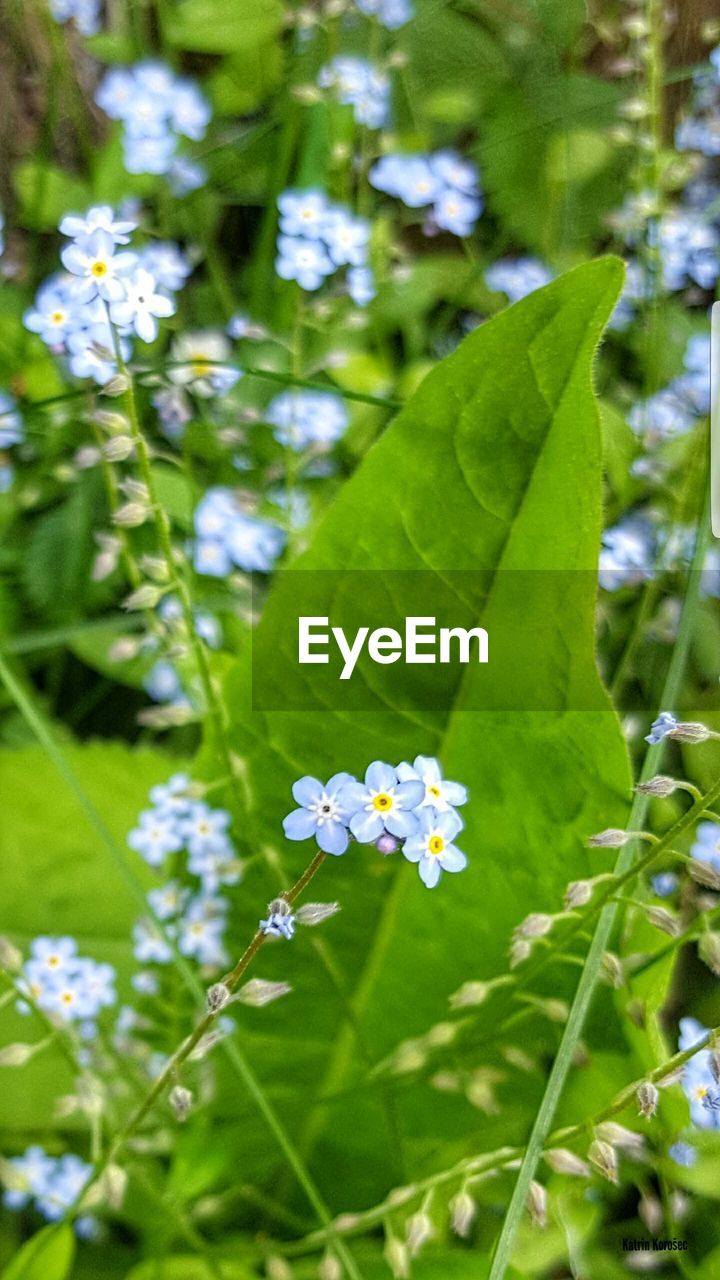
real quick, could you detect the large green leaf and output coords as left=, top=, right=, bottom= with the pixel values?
left=216, top=260, right=632, bottom=1207
left=0, top=741, right=182, bottom=1131
left=1, top=1224, right=74, bottom=1280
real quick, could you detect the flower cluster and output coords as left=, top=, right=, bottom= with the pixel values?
left=679, top=1018, right=720, bottom=1130
left=0, top=393, right=23, bottom=491
left=486, top=257, right=554, bottom=304
left=354, top=0, right=414, bottom=27
left=24, top=208, right=182, bottom=385
left=275, top=189, right=375, bottom=301
left=265, top=389, right=349, bottom=452
left=370, top=151, right=482, bottom=237
left=675, top=46, right=720, bottom=159
left=193, top=486, right=286, bottom=577
left=50, top=0, right=100, bottom=36
left=3, top=1146, right=96, bottom=1236
left=17, top=937, right=116, bottom=1028
left=96, top=61, right=210, bottom=190
left=283, top=755, right=469, bottom=889
left=128, top=775, right=242, bottom=972
left=318, top=56, right=390, bottom=129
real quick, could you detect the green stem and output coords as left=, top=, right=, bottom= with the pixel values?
left=487, top=476, right=714, bottom=1278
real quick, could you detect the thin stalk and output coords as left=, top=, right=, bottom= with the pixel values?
left=487, top=474, right=714, bottom=1279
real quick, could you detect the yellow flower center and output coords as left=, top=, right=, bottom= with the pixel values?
left=373, top=793, right=392, bottom=812
left=61, top=991, right=74, bottom=1005
left=428, top=784, right=442, bottom=799
left=429, top=835, right=445, bottom=855
left=91, top=260, right=109, bottom=278
left=191, top=359, right=211, bottom=377
left=47, top=956, right=60, bottom=968
left=51, top=311, right=65, bottom=324
left=694, top=1085, right=709, bottom=1100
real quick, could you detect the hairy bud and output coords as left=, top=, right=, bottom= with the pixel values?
left=564, top=879, right=593, bottom=909
left=114, top=501, right=150, bottom=529
left=123, top=584, right=162, bottom=611
left=295, top=902, right=341, bottom=926
left=207, top=982, right=231, bottom=1013
left=376, top=832, right=400, bottom=855
left=237, top=979, right=292, bottom=1007
left=544, top=1148, right=590, bottom=1177
left=588, top=1139, right=618, bottom=1184
left=102, top=374, right=130, bottom=397
left=588, top=828, right=630, bottom=848
left=516, top=913, right=554, bottom=939
left=636, top=1081, right=659, bottom=1119
left=101, top=1163, right=128, bottom=1210
left=406, top=1209, right=433, bottom=1254
left=318, top=1252, right=342, bottom=1280
left=635, top=775, right=681, bottom=797
left=527, top=1180, right=547, bottom=1228
left=450, top=1189, right=476, bottom=1238
left=596, top=1122, right=645, bottom=1154
left=698, top=932, right=720, bottom=976
left=688, top=859, right=720, bottom=891
left=646, top=906, right=680, bottom=937
left=103, top=435, right=134, bottom=462
left=450, top=980, right=492, bottom=1009
left=639, top=1193, right=663, bottom=1234
left=384, top=1234, right=410, bottom=1280
left=600, top=951, right=625, bottom=988
left=670, top=721, right=711, bottom=743
left=0, top=937, right=22, bottom=973
left=0, top=1042, right=37, bottom=1066
left=169, top=1085, right=193, bottom=1122
left=509, top=937, right=531, bottom=968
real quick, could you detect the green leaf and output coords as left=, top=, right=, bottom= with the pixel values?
left=0, top=740, right=183, bottom=1130
left=13, top=162, right=93, bottom=233
left=165, top=0, right=284, bottom=54
left=218, top=260, right=631, bottom=1206
left=124, top=1261, right=253, bottom=1280
left=1, top=1225, right=75, bottom=1280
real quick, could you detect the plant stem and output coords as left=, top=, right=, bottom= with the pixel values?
left=487, top=476, right=714, bottom=1277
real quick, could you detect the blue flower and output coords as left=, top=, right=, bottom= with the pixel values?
left=651, top=872, right=679, bottom=898
left=276, top=235, right=335, bottom=291
left=668, top=1139, right=697, bottom=1167
left=402, top=807, right=467, bottom=888
left=348, top=266, right=376, bottom=307
left=260, top=911, right=296, bottom=939
left=645, top=711, right=678, bottom=745
left=678, top=1017, right=720, bottom=1130
left=690, top=821, right=720, bottom=874
left=283, top=774, right=356, bottom=854
left=396, top=755, right=467, bottom=812
left=338, top=762, right=424, bottom=843
left=278, top=190, right=329, bottom=239
left=355, top=0, right=414, bottom=28
left=0, top=393, right=24, bottom=449
left=266, top=389, right=349, bottom=451
left=486, top=257, right=554, bottom=304
left=318, top=57, right=390, bottom=129
left=128, top=808, right=184, bottom=866
left=599, top=519, right=655, bottom=592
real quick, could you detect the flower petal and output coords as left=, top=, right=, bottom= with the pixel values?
left=385, top=807, right=419, bottom=838
left=350, top=809, right=382, bottom=843
left=336, top=782, right=368, bottom=815
left=365, top=760, right=396, bottom=792
left=442, top=781, right=468, bottom=806
left=395, top=779, right=425, bottom=810
left=292, top=776, right=323, bottom=807
left=439, top=844, right=467, bottom=873
left=419, top=856, right=441, bottom=888
left=437, top=809, right=463, bottom=840
left=326, top=771, right=356, bottom=796
left=401, top=837, right=423, bottom=863
left=317, top=821, right=349, bottom=856
left=283, top=808, right=318, bottom=841
left=414, top=755, right=440, bottom=783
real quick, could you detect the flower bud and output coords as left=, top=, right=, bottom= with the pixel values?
left=635, top=775, right=680, bottom=797
left=600, top=951, right=625, bottom=988
left=450, top=980, right=492, bottom=1009
left=0, top=937, right=23, bottom=972
left=237, top=979, right=292, bottom=1007
left=102, top=374, right=130, bottom=397
left=266, top=1256, right=293, bottom=1280
left=639, top=1193, right=662, bottom=1233
left=646, top=906, right=680, bottom=937
left=139, top=555, right=170, bottom=583
left=207, top=982, right=231, bottom=1013
left=588, top=828, right=630, bottom=848
left=75, top=445, right=101, bottom=469
left=384, top=1234, right=409, bottom=1279
left=688, top=859, right=720, bottom=891
left=516, top=913, right=554, bottom=939
left=109, top=636, right=141, bottom=663
left=670, top=721, right=711, bottom=743
left=318, top=1252, right=342, bottom=1280
left=596, top=1122, right=645, bottom=1154
left=101, top=1163, right=128, bottom=1210
left=564, top=879, right=593, bottom=909
left=103, top=435, right=134, bottom=462
left=169, top=1085, right=193, bottom=1122
left=295, top=902, right=341, bottom=926
left=376, top=832, right=400, bottom=855
left=544, top=1148, right=590, bottom=1177
left=114, top=501, right=150, bottom=529
left=636, top=1081, right=659, bottom=1119
left=588, top=1139, right=618, bottom=1183
left=527, top=1180, right=547, bottom=1228
left=698, top=932, right=720, bottom=976
left=450, top=1189, right=476, bottom=1238
left=406, top=1209, right=433, bottom=1254
left=123, top=584, right=162, bottom=610
left=509, top=937, right=531, bottom=967
left=0, top=1042, right=37, bottom=1066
